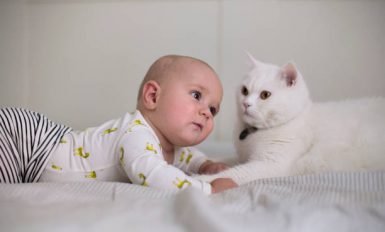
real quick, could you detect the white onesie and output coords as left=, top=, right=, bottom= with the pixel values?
left=39, top=110, right=212, bottom=194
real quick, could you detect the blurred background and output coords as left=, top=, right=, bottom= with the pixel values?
left=1, top=0, right=385, bottom=157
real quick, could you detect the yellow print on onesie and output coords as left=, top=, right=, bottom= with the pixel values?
left=74, top=147, right=90, bottom=159
left=173, top=178, right=191, bottom=189
left=119, top=147, right=125, bottom=167
left=179, top=149, right=193, bottom=164
left=85, top=171, right=97, bottom=179
left=179, top=151, right=185, bottom=162
left=127, top=119, right=146, bottom=132
left=138, top=173, right=149, bottom=186
left=145, top=143, right=158, bottom=154
left=102, top=127, right=118, bottom=135
left=51, top=163, right=62, bottom=171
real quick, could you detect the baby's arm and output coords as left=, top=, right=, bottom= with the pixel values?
left=174, top=147, right=237, bottom=192
left=210, top=178, right=238, bottom=194
left=119, top=130, right=215, bottom=193
left=198, top=159, right=237, bottom=193
left=174, top=147, right=229, bottom=175
left=198, top=160, right=229, bottom=174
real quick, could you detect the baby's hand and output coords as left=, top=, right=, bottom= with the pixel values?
left=210, top=178, right=238, bottom=194
left=198, top=160, right=228, bottom=174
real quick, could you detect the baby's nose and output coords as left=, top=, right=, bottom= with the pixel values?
left=200, top=107, right=210, bottom=119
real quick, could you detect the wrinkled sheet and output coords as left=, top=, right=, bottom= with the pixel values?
left=1, top=171, right=384, bottom=232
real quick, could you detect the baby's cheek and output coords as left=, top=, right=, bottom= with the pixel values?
left=205, top=121, right=214, bottom=135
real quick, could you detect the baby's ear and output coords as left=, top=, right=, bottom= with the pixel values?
left=142, top=80, right=160, bottom=110
left=281, top=62, right=297, bottom=87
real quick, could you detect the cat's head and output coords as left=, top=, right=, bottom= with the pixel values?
left=237, top=52, right=311, bottom=129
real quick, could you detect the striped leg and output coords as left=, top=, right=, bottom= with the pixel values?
left=0, top=108, right=71, bottom=183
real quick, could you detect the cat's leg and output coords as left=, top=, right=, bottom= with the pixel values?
left=194, top=160, right=290, bottom=185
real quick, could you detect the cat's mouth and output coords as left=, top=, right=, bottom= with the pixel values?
left=243, top=108, right=254, bottom=117
left=242, top=113, right=262, bottom=129
left=243, top=110, right=255, bottom=122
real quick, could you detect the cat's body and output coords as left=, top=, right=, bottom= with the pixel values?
left=196, top=54, right=385, bottom=185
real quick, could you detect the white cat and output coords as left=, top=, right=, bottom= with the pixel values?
left=196, top=53, right=385, bottom=185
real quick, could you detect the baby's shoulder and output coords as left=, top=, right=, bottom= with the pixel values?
left=119, top=113, right=159, bottom=144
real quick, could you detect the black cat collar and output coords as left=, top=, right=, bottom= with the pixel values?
left=239, top=127, right=258, bottom=140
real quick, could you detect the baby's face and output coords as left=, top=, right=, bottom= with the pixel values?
left=153, top=61, right=223, bottom=147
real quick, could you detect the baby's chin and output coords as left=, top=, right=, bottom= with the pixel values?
left=176, top=134, right=207, bottom=147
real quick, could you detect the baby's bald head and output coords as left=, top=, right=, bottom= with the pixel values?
left=137, top=55, right=217, bottom=102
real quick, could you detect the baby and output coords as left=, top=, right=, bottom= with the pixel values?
left=0, top=55, right=237, bottom=194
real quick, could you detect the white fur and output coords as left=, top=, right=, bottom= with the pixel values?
left=195, top=54, right=385, bottom=185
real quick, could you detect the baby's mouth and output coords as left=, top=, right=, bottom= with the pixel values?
left=193, top=122, right=203, bottom=131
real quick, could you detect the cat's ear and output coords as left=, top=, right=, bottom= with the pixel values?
left=281, top=62, right=297, bottom=87
left=245, top=51, right=264, bottom=68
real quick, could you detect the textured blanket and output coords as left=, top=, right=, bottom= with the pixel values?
left=0, top=171, right=384, bottom=232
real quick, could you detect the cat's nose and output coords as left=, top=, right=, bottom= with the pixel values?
left=243, top=102, right=251, bottom=109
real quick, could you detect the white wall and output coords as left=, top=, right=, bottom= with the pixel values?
left=1, top=0, right=385, bottom=155
left=220, top=0, right=385, bottom=140
left=0, top=0, right=28, bottom=107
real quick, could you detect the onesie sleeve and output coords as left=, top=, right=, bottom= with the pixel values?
left=117, top=128, right=212, bottom=195
left=173, top=147, right=210, bottom=175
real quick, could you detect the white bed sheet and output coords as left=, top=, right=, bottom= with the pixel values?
left=1, top=171, right=384, bottom=232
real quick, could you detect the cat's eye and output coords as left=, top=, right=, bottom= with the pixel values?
left=241, top=86, right=249, bottom=96
left=260, top=90, right=271, bottom=100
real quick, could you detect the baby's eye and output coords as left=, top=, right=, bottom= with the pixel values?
left=210, top=107, right=217, bottom=116
left=191, top=91, right=201, bottom=100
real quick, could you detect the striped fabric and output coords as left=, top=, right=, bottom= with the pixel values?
left=0, top=108, right=71, bottom=183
